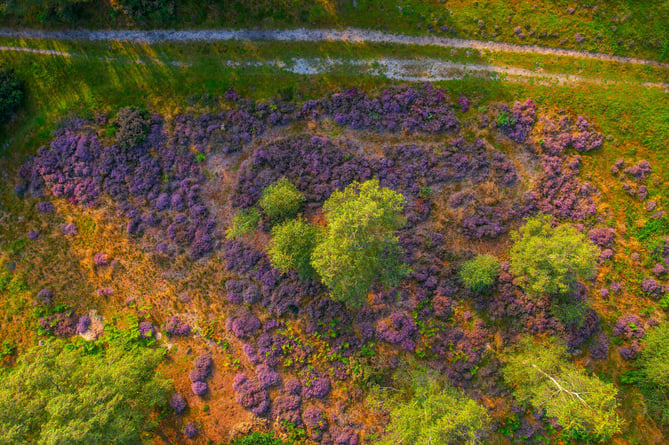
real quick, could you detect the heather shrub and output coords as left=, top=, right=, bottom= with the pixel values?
left=227, top=208, right=260, bottom=240
left=0, top=337, right=171, bottom=444
left=259, top=177, right=305, bottom=223
left=510, top=214, right=599, bottom=297
left=311, top=179, right=408, bottom=308
left=114, top=106, right=150, bottom=149
left=503, top=338, right=621, bottom=440
left=268, top=217, right=320, bottom=279
left=370, top=368, right=491, bottom=444
left=0, top=68, right=23, bottom=123
left=637, top=323, right=669, bottom=424
left=459, top=254, right=500, bottom=293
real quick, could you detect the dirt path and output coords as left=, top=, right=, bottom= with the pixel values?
left=1, top=44, right=666, bottom=91
left=1, top=27, right=668, bottom=69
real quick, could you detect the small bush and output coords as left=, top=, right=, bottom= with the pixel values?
left=459, top=254, right=500, bottom=293
left=227, top=208, right=260, bottom=240
left=114, top=106, right=149, bottom=149
left=0, top=68, right=23, bottom=123
left=268, top=217, right=319, bottom=279
left=259, top=177, right=304, bottom=223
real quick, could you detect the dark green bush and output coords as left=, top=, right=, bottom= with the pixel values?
left=0, top=68, right=23, bottom=123
left=115, top=0, right=175, bottom=21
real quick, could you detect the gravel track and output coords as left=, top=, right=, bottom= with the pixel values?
left=1, top=27, right=668, bottom=69
left=0, top=29, right=666, bottom=91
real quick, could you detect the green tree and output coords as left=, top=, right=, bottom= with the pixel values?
left=0, top=68, right=23, bottom=123
left=637, top=322, right=669, bottom=424
left=370, top=368, right=491, bottom=445
left=0, top=338, right=171, bottom=445
left=259, top=177, right=305, bottom=223
left=268, top=216, right=320, bottom=280
left=510, top=214, right=598, bottom=297
left=503, top=338, right=622, bottom=441
left=459, top=254, right=500, bottom=293
left=311, top=179, right=408, bottom=308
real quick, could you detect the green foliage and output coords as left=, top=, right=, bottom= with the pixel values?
left=311, top=179, right=408, bottom=308
left=502, top=338, right=621, bottom=441
left=268, top=217, right=319, bottom=280
left=114, top=0, right=175, bottom=21
left=0, top=0, right=91, bottom=22
left=232, top=431, right=285, bottom=445
left=0, top=336, right=171, bottom=445
left=0, top=68, right=23, bottom=123
left=637, top=322, right=669, bottom=425
left=259, top=177, right=305, bottom=223
left=510, top=214, right=599, bottom=297
left=459, top=254, right=500, bottom=293
left=370, top=368, right=491, bottom=445
left=226, top=207, right=260, bottom=240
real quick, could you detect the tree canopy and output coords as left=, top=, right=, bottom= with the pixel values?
left=0, top=337, right=171, bottom=445
left=510, top=214, right=599, bottom=297
left=637, top=322, right=669, bottom=425
left=311, top=179, right=408, bottom=307
left=370, top=368, right=491, bottom=445
left=503, top=338, right=621, bottom=440
left=268, top=216, right=320, bottom=280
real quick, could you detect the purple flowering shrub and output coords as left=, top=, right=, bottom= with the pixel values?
left=497, top=99, right=537, bottom=143
left=38, top=311, right=78, bottom=337
left=226, top=311, right=261, bottom=339
left=76, top=315, right=91, bottom=334
left=376, top=312, right=417, bottom=351
left=301, top=370, right=331, bottom=399
left=138, top=321, right=155, bottom=338
left=17, top=116, right=216, bottom=259
left=613, top=314, right=645, bottom=339
left=189, top=354, right=213, bottom=383
left=314, top=85, right=459, bottom=134
left=36, top=287, right=53, bottom=304
left=191, top=380, right=208, bottom=396
left=537, top=114, right=603, bottom=156
left=164, top=316, right=191, bottom=336
left=255, top=364, right=281, bottom=389
left=170, top=392, right=188, bottom=415
left=183, top=421, right=198, bottom=439
left=642, top=278, right=664, bottom=297
left=232, top=372, right=270, bottom=416
left=93, top=252, right=110, bottom=266
left=588, top=228, right=615, bottom=249
left=270, top=394, right=302, bottom=427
